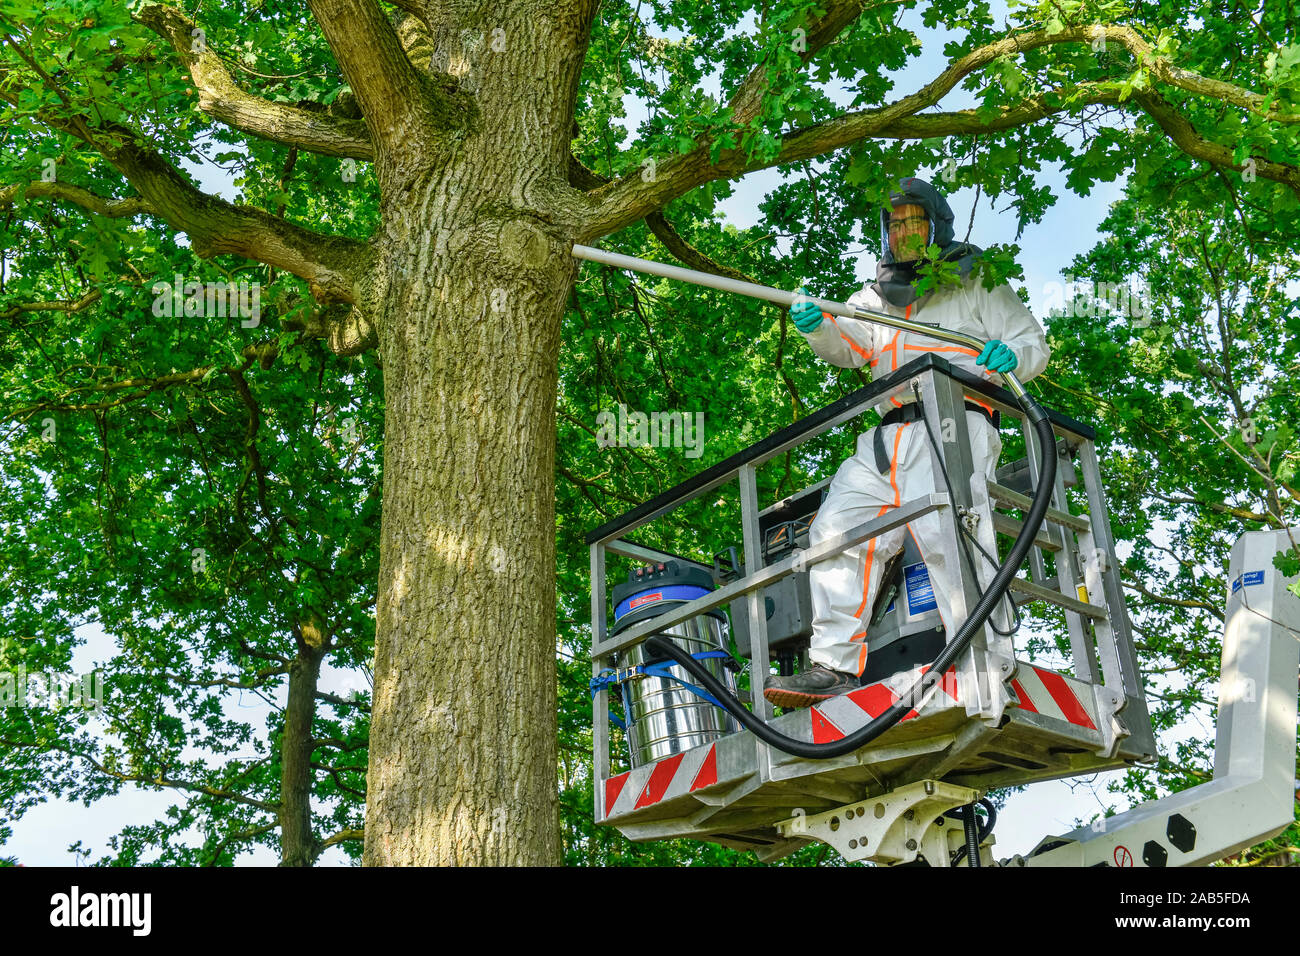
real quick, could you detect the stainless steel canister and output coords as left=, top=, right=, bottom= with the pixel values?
left=618, top=611, right=738, bottom=768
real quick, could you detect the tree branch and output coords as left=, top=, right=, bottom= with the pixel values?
left=311, top=761, right=367, bottom=800
left=568, top=154, right=756, bottom=281
left=161, top=665, right=291, bottom=691
left=109, top=139, right=370, bottom=303
left=133, top=3, right=374, bottom=160
left=726, top=0, right=895, bottom=126
left=1120, top=570, right=1226, bottom=620
left=579, top=79, right=1123, bottom=240
left=1148, top=491, right=1275, bottom=524
left=1135, top=88, right=1300, bottom=195
left=0, top=737, right=281, bottom=812
left=281, top=301, right=378, bottom=356
left=579, top=23, right=1300, bottom=239
left=0, top=181, right=151, bottom=218
left=305, top=0, right=462, bottom=160
left=315, top=826, right=364, bottom=858
left=315, top=689, right=368, bottom=709
left=0, top=289, right=102, bottom=321
left=4, top=341, right=277, bottom=419
left=0, top=63, right=370, bottom=304
left=203, top=820, right=278, bottom=866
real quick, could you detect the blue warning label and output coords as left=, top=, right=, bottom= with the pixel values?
left=1231, top=570, right=1265, bottom=593
left=904, top=562, right=937, bottom=615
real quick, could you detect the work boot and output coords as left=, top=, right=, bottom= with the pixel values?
left=763, top=664, right=858, bottom=709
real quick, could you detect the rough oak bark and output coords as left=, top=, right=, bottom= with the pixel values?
left=350, top=2, right=597, bottom=866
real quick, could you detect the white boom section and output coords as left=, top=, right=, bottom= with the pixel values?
left=1005, top=528, right=1300, bottom=867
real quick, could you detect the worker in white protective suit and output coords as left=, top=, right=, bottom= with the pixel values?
left=763, top=176, right=1051, bottom=709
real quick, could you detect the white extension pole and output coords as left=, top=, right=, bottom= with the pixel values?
left=571, top=243, right=1027, bottom=398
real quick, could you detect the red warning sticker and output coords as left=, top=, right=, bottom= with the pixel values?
left=1114, top=845, right=1133, bottom=867
left=629, top=592, right=662, bottom=609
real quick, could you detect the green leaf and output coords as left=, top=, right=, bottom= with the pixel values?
left=1273, top=547, right=1300, bottom=579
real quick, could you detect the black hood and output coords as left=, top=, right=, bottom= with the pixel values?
left=872, top=176, right=983, bottom=309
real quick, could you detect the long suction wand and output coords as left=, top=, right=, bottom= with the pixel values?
left=571, top=244, right=1029, bottom=399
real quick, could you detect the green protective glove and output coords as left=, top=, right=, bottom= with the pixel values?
left=977, top=339, right=1018, bottom=374
left=790, top=286, right=825, bottom=333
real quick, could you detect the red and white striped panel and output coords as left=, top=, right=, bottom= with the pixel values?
left=603, top=741, right=720, bottom=820
left=603, top=663, right=1099, bottom=820
left=806, top=664, right=962, bottom=743
left=1009, top=664, right=1098, bottom=731
left=603, top=667, right=961, bottom=819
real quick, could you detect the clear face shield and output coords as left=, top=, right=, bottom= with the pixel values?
left=880, top=204, right=935, bottom=262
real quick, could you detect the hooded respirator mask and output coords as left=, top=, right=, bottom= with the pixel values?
left=872, top=176, right=983, bottom=309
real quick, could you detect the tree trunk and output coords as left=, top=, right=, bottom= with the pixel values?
left=359, top=3, right=594, bottom=867
left=280, top=622, right=326, bottom=866
left=363, top=203, right=574, bottom=864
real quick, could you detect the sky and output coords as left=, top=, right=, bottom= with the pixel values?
left=4, top=1, right=1225, bottom=866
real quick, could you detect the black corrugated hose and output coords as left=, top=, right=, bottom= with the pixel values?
left=950, top=798, right=997, bottom=867
left=963, top=803, right=982, bottom=867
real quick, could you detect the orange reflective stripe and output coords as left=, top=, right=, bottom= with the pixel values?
left=852, top=504, right=891, bottom=619
left=827, top=317, right=875, bottom=363
left=885, top=331, right=900, bottom=370
left=850, top=422, right=910, bottom=620
left=889, top=422, right=908, bottom=506
left=969, top=397, right=994, bottom=417
left=856, top=643, right=868, bottom=677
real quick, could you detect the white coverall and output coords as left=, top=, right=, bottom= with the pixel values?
left=798, top=275, right=1051, bottom=676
